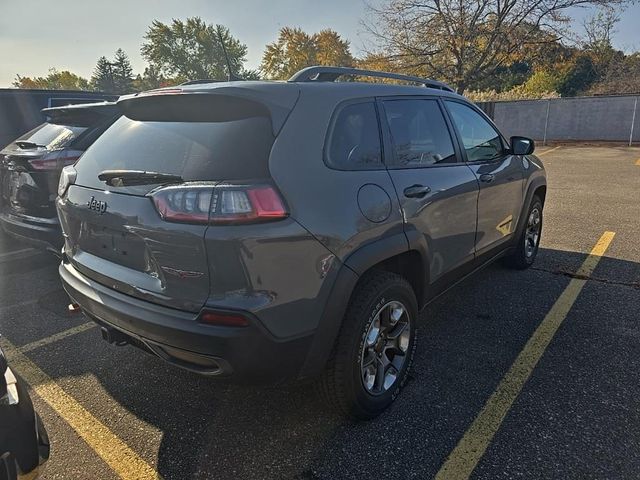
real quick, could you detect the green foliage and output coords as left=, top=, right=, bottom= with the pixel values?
left=588, top=53, right=640, bottom=94
left=90, top=50, right=135, bottom=93
left=90, top=56, right=114, bottom=92
left=557, top=55, right=598, bottom=97
left=472, top=62, right=532, bottom=93
left=520, top=70, right=562, bottom=95
left=261, top=27, right=353, bottom=80
left=141, top=17, right=248, bottom=81
left=367, top=0, right=632, bottom=93
left=131, top=65, right=180, bottom=91
left=112, top=48, right=134, bottom=93
left=13, top=69, right=90, bottom=90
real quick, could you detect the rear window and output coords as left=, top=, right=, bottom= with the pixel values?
left=15, top=123, right=87, bottom=150
left=325, top=101, right=383, bottom=170
left=74, top=114, right=274, bottom=195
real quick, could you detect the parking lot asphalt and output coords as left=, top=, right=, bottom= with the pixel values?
left=1, top=145, right=639, bottom=479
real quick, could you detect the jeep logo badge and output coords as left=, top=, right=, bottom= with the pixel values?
left=87, top=196, right=107, bottom=214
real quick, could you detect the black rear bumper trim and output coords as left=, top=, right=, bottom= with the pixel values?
left=59, top=260, right=313, bottom=381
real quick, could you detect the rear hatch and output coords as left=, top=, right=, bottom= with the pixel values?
left=58, top=87, right=298, bottom=312
left=0, top=104, right=118, bottom=219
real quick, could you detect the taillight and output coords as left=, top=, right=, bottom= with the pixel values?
left=151, top=185, right=213, bottom=224
left=198, top=310, right=249, bottom=327
left=150, top=183, right=288, bottom=225
left=58, top=166, right=77, bottom=197
left=30, top=154, right=79, bottom=171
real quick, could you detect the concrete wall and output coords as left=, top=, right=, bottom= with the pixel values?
left=486, top=95, right=640, bottom=144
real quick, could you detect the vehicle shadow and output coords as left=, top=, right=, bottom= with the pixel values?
left=18, top=246, right=640, bottom=479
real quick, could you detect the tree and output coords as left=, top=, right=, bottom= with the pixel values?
left=90, top=50, right=135, bottom=93
left=141, top=18, right=250, bottom=81
left=582, top=7, right=624, bottom=76
left=366, top=0, right=630, bottom=93
left=261, top=27, right=354, bottom=80
left=583, top=6, right=619, bottom=55
left=91, top=56, right=114, bottom=92
left=314, top=29, right=355, bottom=69
left=588, top=53, right=640, bottom=94
left=557, top=54, right=598, bottom=96
left=133, top=65, right=168, bottom=91
left=112, top=48, right=134, bottom=93
left=13, top=69, right=90, bottom=90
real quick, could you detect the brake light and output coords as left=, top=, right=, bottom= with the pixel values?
left=150, top=183, right=288, bottom=225
left=30, top=154, right=79, bottom=171
left=198, top=310, right=249, bottom=327
left=137, top=88, right=183, bottom=96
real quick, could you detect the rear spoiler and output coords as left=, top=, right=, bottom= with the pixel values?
left=42, top=102, right=120, bottom=126
left=117, top=85, right=300, bottom=136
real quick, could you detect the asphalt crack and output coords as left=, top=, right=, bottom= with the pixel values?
left=531, top=266, right=640, bottom=290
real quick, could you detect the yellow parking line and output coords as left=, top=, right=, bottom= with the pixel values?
left=20, top=322, right=96, bottom=353
left=435, top=231, right=616, bottom=480
left=0, top=338, right=160, bottom=479
left=537, top=145, right=561, bottom=156
left=635, top=158, right=640, bottom=165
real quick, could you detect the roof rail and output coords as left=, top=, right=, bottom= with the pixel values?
left=288, top=66, right=455, bottom=93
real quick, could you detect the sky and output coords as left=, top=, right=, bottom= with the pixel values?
left=1, top=0, right=639, bottom=88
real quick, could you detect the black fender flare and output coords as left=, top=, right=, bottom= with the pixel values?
left=298, top=232, right=429, bottom=379
left=514, top=176, right=546, bottom=241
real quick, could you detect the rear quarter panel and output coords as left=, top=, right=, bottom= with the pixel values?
left=269, top=88, right=405, bottom=261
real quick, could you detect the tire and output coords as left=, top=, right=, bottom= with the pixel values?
left=503, top=195, right=543, bottom=269
left=319, top=271, right=418, bottom=420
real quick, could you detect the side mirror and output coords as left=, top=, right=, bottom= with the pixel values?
left=510, top=136, right=535, bottom=155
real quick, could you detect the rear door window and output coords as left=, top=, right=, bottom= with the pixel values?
left=74, top=114, right=275, bottom=195
left=383, top=99, right=457, bottom=167
left=325, top=101, right=383, bottom=170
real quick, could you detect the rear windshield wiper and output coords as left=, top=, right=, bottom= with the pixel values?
left=97, top=170, right=184, bottom=187
left=15, top=141, right=46, bottom=149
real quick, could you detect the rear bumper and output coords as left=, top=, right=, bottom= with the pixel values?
left=0, top=211, right=62, bottom=254
left=59, top=260, right=313, bottom=382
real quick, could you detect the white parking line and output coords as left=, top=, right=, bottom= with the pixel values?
left=0, top=247, right=38, bottom=262
left=20, top=323, right=97, bottom=353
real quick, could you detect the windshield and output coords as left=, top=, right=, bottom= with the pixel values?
left=13, top=123, right=87, bottom=150
left=74, top=114, right=274, bottom=195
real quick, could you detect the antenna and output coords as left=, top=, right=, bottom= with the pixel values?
left=217, top=27, right=243, bottom=81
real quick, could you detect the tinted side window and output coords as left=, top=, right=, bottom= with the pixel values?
left=445, top=101, right=504, bottom=162
left=326, top=102, right=383, bottom=170
left=383, top=99, right=457, bottom=168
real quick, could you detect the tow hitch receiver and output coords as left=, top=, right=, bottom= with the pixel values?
left=100, top=326, right=129, bottom=346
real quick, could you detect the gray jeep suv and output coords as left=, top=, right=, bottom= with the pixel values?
left=57, top=67, right=546, bottom=419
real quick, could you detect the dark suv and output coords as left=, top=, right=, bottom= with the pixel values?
left=57, top=67, right=546, bottom=418
left=0, top=102, right=119, bottom=252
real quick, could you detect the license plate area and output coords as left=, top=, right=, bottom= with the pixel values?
left=83, top=223, right=147, bottom=271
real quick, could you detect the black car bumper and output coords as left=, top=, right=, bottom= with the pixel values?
left=59, top=260, right=313, bottom=382
left=0, top=211, right=62, bottom=254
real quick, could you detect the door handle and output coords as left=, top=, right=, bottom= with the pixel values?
left=479, top=174, right=495, bottom=183
left=403, top=184, right=431, bottom=198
